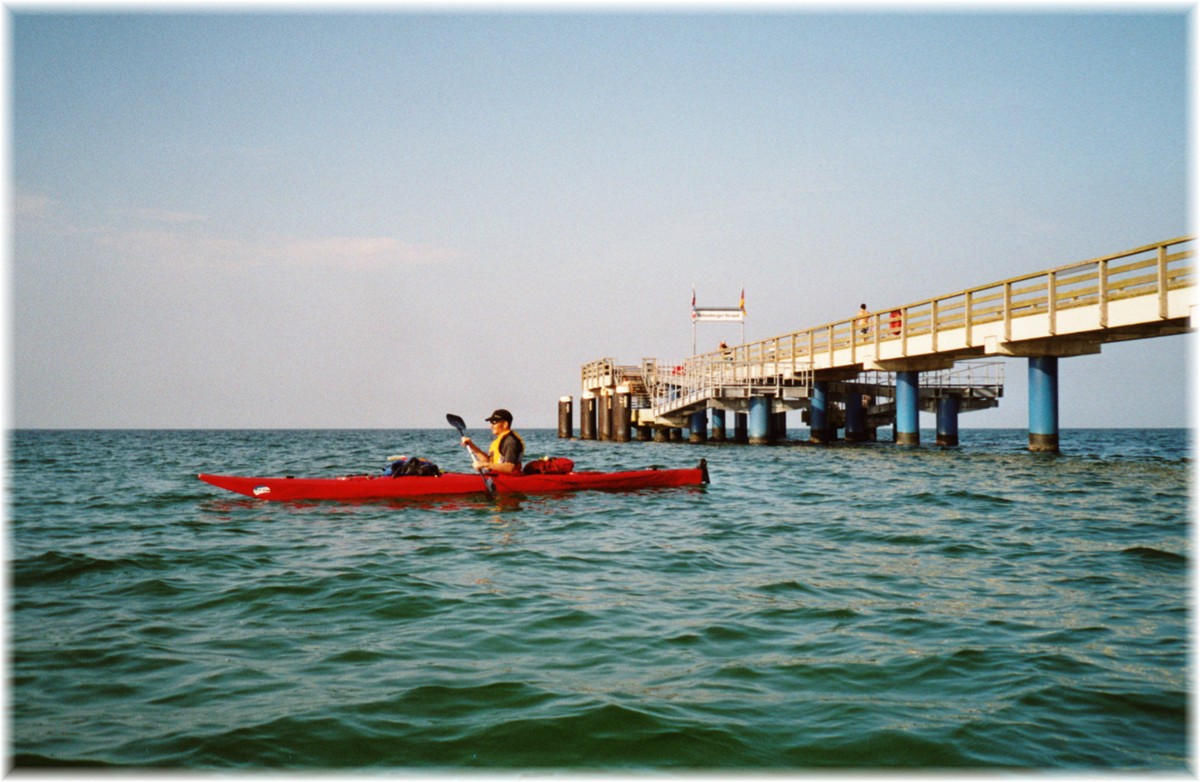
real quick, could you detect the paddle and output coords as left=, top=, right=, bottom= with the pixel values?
left=446, top=413, right=496, bottom=500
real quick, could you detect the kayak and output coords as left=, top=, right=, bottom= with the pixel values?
left=198, top=459, right=709, bottom=502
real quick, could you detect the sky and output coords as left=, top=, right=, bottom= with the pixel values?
left=8, top=4, right=1193, bottom=429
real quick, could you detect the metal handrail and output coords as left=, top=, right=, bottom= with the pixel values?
left=923, top=360, right=1005, bottom=390
left=730, top=235, right=1193, bottom=365
left=853, top=361, right=1005, bottom=391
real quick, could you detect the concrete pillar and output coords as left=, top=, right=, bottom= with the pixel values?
left=749, top=396, right=772, bottom=445
left=558, top=395, right=573, bottom=439
left=734, top=413, right=748, bottom=443
left=688, top=409, right=707, bottom=443
left=936, top=396, right=960, bottom=447
left=1028, top=356, right=1060, bottom=453
left=896, top=370, right=920, bottom=446
left=809, top=380, right=831, bottom=444
left=653, top=427, right=669, bottom=443
left=580, top=392, right=597, bottom=440
left=773, top=411, right=788, bottom=441
left=637, top=426, right=652, bottom=441
left=711, top=408, right=727, bottom=442
left=669, top=428, right=683, bottom=442
left=844, top=392, right=867, bottom=442
left=597, top=390, right=611, bottom=441
left=613, top=385, right=632, bottom=443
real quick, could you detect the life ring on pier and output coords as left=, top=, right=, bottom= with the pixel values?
left=889, top=310, right=903, bottom=335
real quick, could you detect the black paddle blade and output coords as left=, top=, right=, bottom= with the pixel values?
left=446, top=413, right=467, bottom=436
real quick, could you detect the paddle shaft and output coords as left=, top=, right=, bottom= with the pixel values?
left=446, top=413, right=495, bottom=499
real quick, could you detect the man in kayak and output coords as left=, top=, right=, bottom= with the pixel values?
left=461, top=409, right=525, bottom=474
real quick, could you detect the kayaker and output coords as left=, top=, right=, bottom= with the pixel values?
left=461, top=409, right=525, bottom=474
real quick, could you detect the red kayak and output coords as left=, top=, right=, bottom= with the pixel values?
left=198, top=459, right=708, bottom=502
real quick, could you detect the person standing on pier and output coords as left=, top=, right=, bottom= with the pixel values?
left=856, top=303, right=871, bottom=340
left=462, top=409, right=525, bottom=474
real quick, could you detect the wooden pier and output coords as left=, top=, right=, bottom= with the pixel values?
left=565, top=236, right=1194, bottom=451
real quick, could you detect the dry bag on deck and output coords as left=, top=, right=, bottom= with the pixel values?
left=523, top=457, right=574, bottom=475
left=385, top=456, right=440, bottom=477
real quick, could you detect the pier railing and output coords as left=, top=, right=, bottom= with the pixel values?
left=638, top=354, right=815, bottom=413
left=852, top=360, right=1005, bottom=394
left=703, top=236, right=1193, bottom=371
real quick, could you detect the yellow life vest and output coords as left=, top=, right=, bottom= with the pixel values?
left=488, top=429, right=525, bottom=464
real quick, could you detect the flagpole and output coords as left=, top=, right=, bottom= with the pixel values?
left=740, top=285, right=745, bottom=344
left=691, top=285, right=697, bottom=355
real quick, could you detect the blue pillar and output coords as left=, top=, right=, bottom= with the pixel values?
left=711, top=408, right=727, bottom=441
left=1028, top=356, right=1060, bottom=453
left=845, top=392, right=866, bottom=442
left=689, top=409, right=708, bottom=444
left=809, top=380, right=831, bottom=444
left=896, top=370, right=920, bottom=446
left=936, top=396, right=960, bottom=447
left=748, top=395, right=772, bottom=445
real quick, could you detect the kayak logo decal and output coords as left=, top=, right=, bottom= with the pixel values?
left=253, top=485, right=271, bottom=496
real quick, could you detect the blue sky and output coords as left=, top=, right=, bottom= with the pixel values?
left=10, top=7, right=1192, bottom=428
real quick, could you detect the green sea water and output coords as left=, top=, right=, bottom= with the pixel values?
left=8, top=428, right=1190, bottom=770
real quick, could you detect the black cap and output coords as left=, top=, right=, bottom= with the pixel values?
left=486, top=409, right=513, bottom=424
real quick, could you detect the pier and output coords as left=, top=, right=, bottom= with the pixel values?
left=563, top=236, right=1194, bottom=452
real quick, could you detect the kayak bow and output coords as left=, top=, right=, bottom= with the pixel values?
left=198, top=459, right=709, bottom=502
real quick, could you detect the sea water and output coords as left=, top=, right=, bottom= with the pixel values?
left=8, top=428, right=1191, bottom=770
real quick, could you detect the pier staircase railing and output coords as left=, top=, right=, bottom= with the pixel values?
left=638, top=353, right=815, bottom=417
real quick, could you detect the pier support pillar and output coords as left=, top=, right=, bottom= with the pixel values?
left=688, top=410, right=708, bottom=444
left=711, top=409, right=727, bottom=442
left=558, top=396, right=573, bottom=439
left=844, top=392, right=867, bottom=443
left=580, top=392, right=597, bottom=440
left=669, top=428, right=683, bottom=442
left=936, top=396, right=960, bottom=447
left=637, top=426, right=652, bottom=441
left=773, top=412, right=788, bottom=441
left=809, top=380, right=832, bottom=444
left=1028, top=356, right=1060, bottom=453
left=896, top=370, right=920, bottom=446
left=597, top=390, right=611, bottom=441
left=749, top=396, right=772, bottom=445
left=653, top=427, right=669, bottom=443
left=613, top=386, right=632, bottom=443
left=734, top=413, right=748, bottom=444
